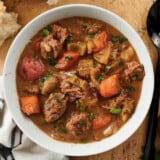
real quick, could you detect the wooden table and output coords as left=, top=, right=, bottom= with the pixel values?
left=0, top=0, right=158, bottom=159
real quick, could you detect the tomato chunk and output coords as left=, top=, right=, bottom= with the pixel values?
left=20, top=96, right=40, bottom=115
left=55, top=51, right=80, bottom=70
left=19, top=55, right=46, bottom=81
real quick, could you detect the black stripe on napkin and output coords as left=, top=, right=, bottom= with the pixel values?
left=0, top=126, right=23, bottom=160
left=0, top=144, right=14, bottom=160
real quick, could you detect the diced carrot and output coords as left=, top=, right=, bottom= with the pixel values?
left=92, top=115, right=112, bottom=130
left=93, top=31, right=108, bottom=52
left=20, top=96, right=41, bottom=115
left=100, top=74, right=120, bottom=98
left=55, top=51, right=80, bottom=70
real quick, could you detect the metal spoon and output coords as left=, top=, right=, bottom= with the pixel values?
left=143, top=0, right=160, bottom=159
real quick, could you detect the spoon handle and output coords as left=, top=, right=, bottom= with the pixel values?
left=143, top=48, right=160, bottom=160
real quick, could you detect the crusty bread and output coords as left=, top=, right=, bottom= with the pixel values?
left=46, top=0, right=59, bottom=5
left=0, top=0, right=21, bottom=47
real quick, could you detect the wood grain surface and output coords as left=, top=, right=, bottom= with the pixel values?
left=0, top=0, right=159, bottom=159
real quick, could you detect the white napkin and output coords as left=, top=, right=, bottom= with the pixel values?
left=0, top=76, right=69, bottom=160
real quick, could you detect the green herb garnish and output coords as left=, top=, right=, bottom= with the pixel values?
left=82, top=23, right=87, bottom=29
left=48, top=57, right=57, bottom=66
left=52, top=95, right=61, bottom=103
left=58, top=128, right=67, bottom=134
left=110, top=108, right=122, bottom=114
left=96, top=73, right=105, bottom=82
left=65, top=55, right=72, bottom=61
left=80, top=106, right=87, bottom=111
left=40, top=70, right=54, bottom=83
left=127, top=86, right=135, bottom=94
left=42, top=28, right=50, bottom=36
left=33, top=53, right=39, bottom=60
left=89, top=112, right=95, bottom=120
left=87, top=34, right=94, bottom=38
left=66, top=35, right=72, bottom=44
left=110, top=36, right=128, bottom=44
left=131, top=73, right=139, bottom=80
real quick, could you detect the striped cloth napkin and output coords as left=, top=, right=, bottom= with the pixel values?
left=0, top=76, right=69, bottom=160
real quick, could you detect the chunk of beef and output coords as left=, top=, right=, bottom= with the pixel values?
left=86, top=23, right=104, bottom=34
left=43, top=93, right=68, bottom=122
left=40, top=34, right=63, bottom=59
left=56, top=72, right=88, bottom=102
left=125, top=61, right=145, bottom=81
left=79, top=87, right=98, bottom=108
left=102, top=92, right=127, bottom=109
left=66, top=112, right=91, bottom=137
left=60, top=77, right=87, bottom=102
left=51, top=24, right=69, bottom=44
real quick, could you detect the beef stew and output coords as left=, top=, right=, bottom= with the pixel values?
left=16, top=17, right=145, bottom=143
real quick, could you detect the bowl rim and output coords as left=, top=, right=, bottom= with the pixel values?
left=3, top=4, right=154, bottom=156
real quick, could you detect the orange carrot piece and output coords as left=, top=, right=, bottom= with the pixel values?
left=20, top=96, right=40, bottom=115
left=92, top=115, right=112, bottom=130
left=100, top=74, right=120, bottom=98
left=93, top=31, right=108, bottom=52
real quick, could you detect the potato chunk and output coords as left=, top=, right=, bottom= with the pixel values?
left=67, top=41, right=86, bottom=56
left=120, top=46, right=135, bottom=62
left=93, top=43, right=112, bottom=64
left=68, top=75, right=88, bottom=90
left=41, top=76, right=58, bottom=95
left=77, top=59, right=94, bottom=78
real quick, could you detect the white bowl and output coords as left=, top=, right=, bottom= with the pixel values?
left=3, top=4, right=154, bottom=156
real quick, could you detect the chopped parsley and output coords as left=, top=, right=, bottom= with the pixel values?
left=110, top=36, right=128, bottom=44
left=48, top=57, right=57, bottom=66
left=127, top=86, right=135, bottom=94
left=52, top=95, right=61, bottom=103
left=89, top=112, right=95, bottom=120
left=82, top=23, right=87, bottom=29
left=58, top=128, right=67, bottom=134
left=65, top=35, right=72, bottom=44
left=131, top=73, right=139, bottom=80
left=33, top=53, right=39, bottom=60
left=40, top=70, right=54, bottom=83
left=65, top=55, right=72, bottom=61
left=96, top=73, right=105, bottom=82
left=110, top=108, right=122, bottom=114
left=42, top=28, right=50, bottom=36
left=79, top=106, right=87, bottom=111
left=87, top=34, right=94, bottom=38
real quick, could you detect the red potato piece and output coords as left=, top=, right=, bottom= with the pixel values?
left=19, top=56, right=46, bottom=81
left=55, top=51, right=80, bottom=70
left=20, top=96, right=40, bottom=115
left=100, top=74, right=120, bottom=98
